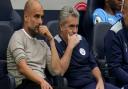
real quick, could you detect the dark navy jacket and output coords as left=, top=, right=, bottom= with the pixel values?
left=104, top=20, right=122, bottom=62
left=106, top=27, right=128, bottom=84
left=54, top=35, right=97, bottom=88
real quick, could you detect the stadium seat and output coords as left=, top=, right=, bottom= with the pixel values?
left=0, top=0, right=22, bottom=89
left=0, top=22, right=15, bottom=89
left=93, top=22, right=112, bottom=59
left=47, top=20, right=59, bottom=37
left=82, top=0, right=105, bottom=46
left=92, top=22, right=117, bottom=84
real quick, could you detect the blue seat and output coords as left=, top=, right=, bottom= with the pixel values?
left=93, top=22, right=112, bottom=58
left=0, top=22, right=15, bottom=89
left=0, top=0, right=22, bottom=30
left=82, top=0, right=105, bottom=46
left=92, top=22, right=117, bottom=84
left=0, top=0, right=22, bottom=89
left=0, top=0, right=12, bottom=21
left=47, top=20, right=59, bottom=37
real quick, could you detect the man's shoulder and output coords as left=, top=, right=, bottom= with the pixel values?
left=8, top=29, right=26, bottom=46
left=93, top=8, right=107, bottom=24
left=12, top=29, right=24, bottom=37
left=94, top=8, right=105, bottom=13
left=93, top=8, right=107, bottom=16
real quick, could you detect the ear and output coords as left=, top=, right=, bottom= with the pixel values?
left=59, top=23, right=63, bottom=31
left=24, top=15, right=29, bottom=22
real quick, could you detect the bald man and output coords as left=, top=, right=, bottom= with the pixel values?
left=7, top=0, right=67, bottom=89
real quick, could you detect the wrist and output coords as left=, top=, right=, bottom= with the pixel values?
left=67, top=44, right=74, bottom=50
left=38, top=78, right=45, bottom=85
left=48, top=36, right=53, bottom=41
left=97, top=77, right=103, bottom=82
left=49, top=37, right=54, bottom=43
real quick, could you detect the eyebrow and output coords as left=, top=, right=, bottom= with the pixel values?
left=68, top=24, right=78, bottom=27
left=34, top=14, right=44, bottom=18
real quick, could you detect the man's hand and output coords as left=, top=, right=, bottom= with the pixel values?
left=40, top=79, right=53, bottom=89
left=96, top=78, right=104, bottom=89
left=38, top=25, right=53, bottom=41
left=68, top=34, right=80, bottom=49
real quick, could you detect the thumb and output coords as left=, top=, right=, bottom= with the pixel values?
left=68, top=34, right=70, bottom=40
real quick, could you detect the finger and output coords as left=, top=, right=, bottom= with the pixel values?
left=68, top=34, right=70, bottom=39
left=46, top=85, right=49, bottom=89
left=49, top=85, right=53, bottom=89
left=46, top=84, right=52, bottom=89
left=41, top=86, right=45, bottom=89
left=39, top=25, right=47, bottom=31
left=41, top=83, right=48, bottom=89
left=96, top=85, right=99, bottom=89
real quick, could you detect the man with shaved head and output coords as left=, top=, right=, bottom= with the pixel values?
left=7, top=0, right=70, bottom=89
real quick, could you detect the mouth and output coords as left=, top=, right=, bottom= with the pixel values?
left=33, top=25, right=41, bottom=32
left=35, top=25, right=40, bottom=29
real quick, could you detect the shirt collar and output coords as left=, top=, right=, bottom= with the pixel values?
left=22, top=29, right=32, bottom=39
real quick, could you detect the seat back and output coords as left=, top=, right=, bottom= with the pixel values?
left=93, top=22, right=114, bottom=82
left=0, top=22, right=15, bottom=89
left=0, top=0, right=22, bottom=89
left=47, top=20, right=59, bottom=37
left=0, top=0, right=13, bottom=21
left=0, top=0, right=22, bottom=30
left=82, top=0, right=105, bottom=46
left=93, top=23, right=112, bottom=58
left=0, top=22, right=14, bottom=77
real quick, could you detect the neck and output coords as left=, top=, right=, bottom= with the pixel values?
left=60, top=33, right=68, bottom=44
left=105, top=4, right=115, bottom=15
left=23, top=26, right=35, bottom=37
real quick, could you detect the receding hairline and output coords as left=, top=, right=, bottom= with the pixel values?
left=24, top=0, right=42, bottom=15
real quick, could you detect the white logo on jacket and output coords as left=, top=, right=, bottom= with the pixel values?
left=79, top=48, right=86, bottom=55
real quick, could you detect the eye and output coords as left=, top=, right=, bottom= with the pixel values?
left=69, top=24, right=78, bottom=28
left=34, top=14, right=44, bottom=19
left=34, top=14, right=40, bottom=18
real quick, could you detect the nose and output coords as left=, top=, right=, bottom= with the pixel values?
left=72, top=27, right=78, bottom=34
left=38, top=18, right=43, bottom=25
